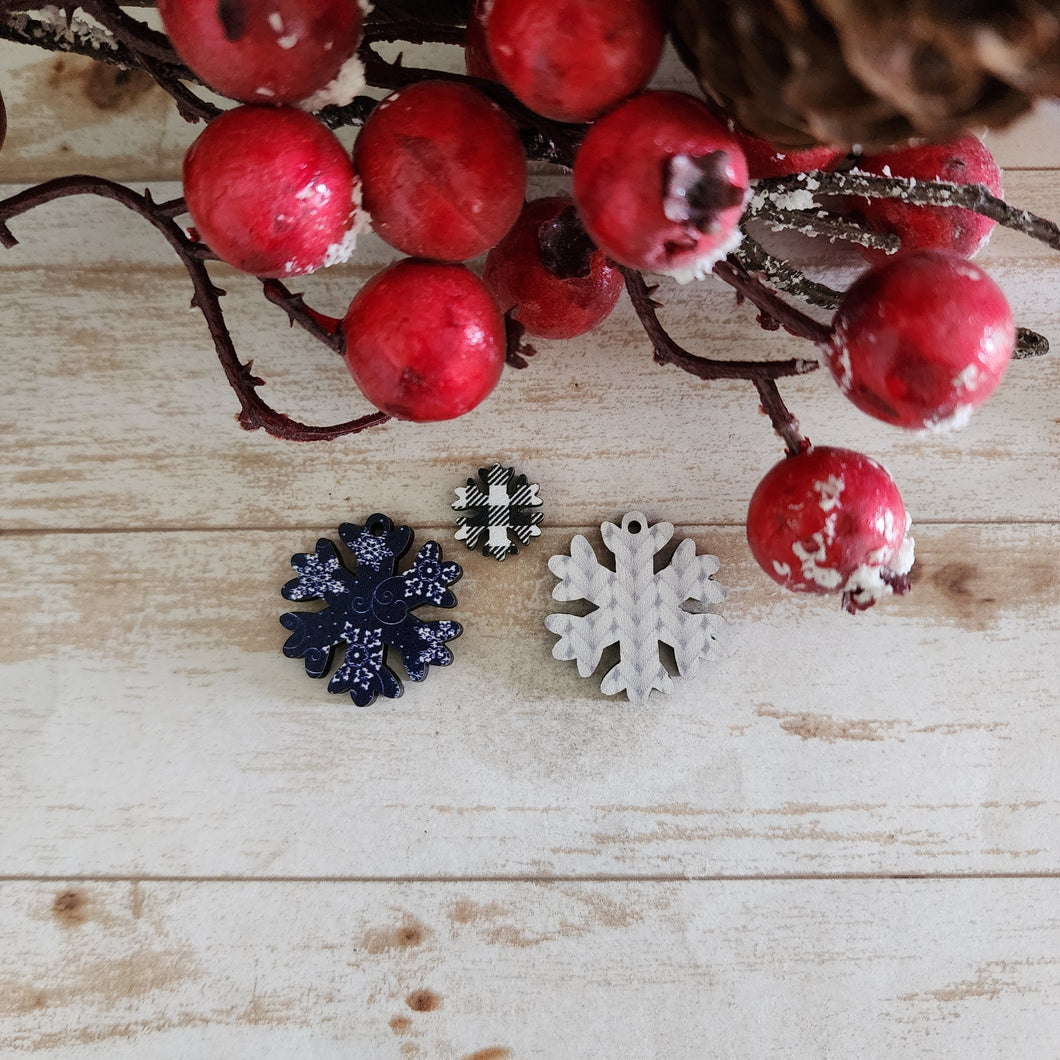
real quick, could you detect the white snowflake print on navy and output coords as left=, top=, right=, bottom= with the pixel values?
left=545, top=512, right=726, bottom=705
left=280, top=544, right=349, bottom=600
left=453, top=462, right=543, bottom=561
left=403, top=542, right=461, bottom=605
left=329, top=626, right=386, bottom=700
left=347, top=527, right=393, bottom=569
left=280, top=514, right=462, bottom=706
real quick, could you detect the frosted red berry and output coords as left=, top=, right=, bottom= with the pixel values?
left=483, top=196, right=624, bottom=340
left=484, top=0, right=665, bottom=123
left=825, top=249, right=1015, bottom=431
left=727, top=126, right=843, bottom=180
left=853, top=135, right=1003, bottom=262
left=353, top=81, right=526, bottom=262
left=342, top=260, right=507, bottom=422
left=746, top=446, right=914, bottom=612
left=183, top=105, right=360, bottom=278
left=572, top=91, right=748, bottom=280
left=157, top=0, right=364, bottom=105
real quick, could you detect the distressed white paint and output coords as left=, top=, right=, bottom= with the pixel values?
left=1, top=31, right=1060, bottom=1058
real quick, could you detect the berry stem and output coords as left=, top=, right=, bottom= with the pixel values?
left=261, top=280, right=346, bottom=356
left=751, top=171, right=1060, bottom=252
left=754, top=207, right=900, bottom=253
left=753, top=378, right=806, bottom=456
left=732, top=235, right=842, bottom=310
left=0, top=176, right=387, bottom=440
left=75, top=0, right=181, bottom=65
left=712, top=257, right=833, bottom=345
left=503, top=311, right=537, bottom=369
left=360, top=20, right=468, bottom=48
left=620, top=264, right=820, bottom=378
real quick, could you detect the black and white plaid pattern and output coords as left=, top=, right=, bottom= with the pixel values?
left=453, top=462, right=544, bottom=561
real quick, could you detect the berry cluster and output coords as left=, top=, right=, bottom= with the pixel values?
left=0, top=1, right=1054, bottom=615
left=170, top=0, right=689, bottom=421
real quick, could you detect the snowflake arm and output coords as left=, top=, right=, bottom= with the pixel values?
left=544, top=608, right=616, bottom=678
left=599, top=651, right=672, bottom=704
left=548, top=534, right=616, bottom=603
left=338, top=516, right=408, bottom=574
left=400, top=540, right=462, bottom=608
left=281, top=537, right=357, bottom=602
left=398, top=618, right=463, bottom=682
left=654, top=537, right=726, bottom=678
left=326, top=625, right=403, bottom=705
left=280, top=606, right=349, bottom=679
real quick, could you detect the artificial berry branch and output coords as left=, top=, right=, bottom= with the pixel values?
left=0, top=174, right=386, bottom=440
left=740, top=190, right=1051, bottom=358
left=0, top=1, right=1054, bottom=452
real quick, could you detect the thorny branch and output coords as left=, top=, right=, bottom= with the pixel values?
left=0, top=176, right=388, bottom=440
left=0, top=1, right=1054, bottom=446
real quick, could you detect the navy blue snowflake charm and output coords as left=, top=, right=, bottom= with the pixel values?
left=280, top=514, right=463, bottom=706
left=452, top=462, right=543, bottom=561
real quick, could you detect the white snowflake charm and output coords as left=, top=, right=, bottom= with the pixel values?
left=545, top=512, right=725, bottom=705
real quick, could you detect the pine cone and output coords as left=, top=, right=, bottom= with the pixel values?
left=671, top=0, right=1060, bottom=149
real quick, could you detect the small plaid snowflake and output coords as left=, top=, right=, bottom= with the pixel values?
left=453, top=463, right=543, bottom=561
left=280, top=514, right=462, bottom=706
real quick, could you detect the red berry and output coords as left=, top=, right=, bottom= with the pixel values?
left=157, top=0, right=364, bottom=105
left=853, top=135, right=1003, bottom=262
left=183, top=106, right=361, bottom=278
left=825, top=249, right=1015, bottom=431
left=572, top=92, right=749, bottom=280
left=484, top=0, right=664, bottom=123
left=727, top=126, right=843, bottom=180
left=464, top=0, right=500, bottom=81
left=483, top=196, right=624, bottom=339
left=342, top=260, right=507, bottom=422
left=746, top=446, right=914, bottom=612
left=353, top=81, right=527, bottom=262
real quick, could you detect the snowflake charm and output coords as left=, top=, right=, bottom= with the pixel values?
left=545, top=512, right=725, bottom=705
left=452, top=462, right=543, bottom=561
left=280, top=514, right=462, bottom=706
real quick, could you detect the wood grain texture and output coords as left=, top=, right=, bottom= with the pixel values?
left=2, top=524, right=1058, bottom=879
left=1, top=879, right=1058, bottom=1058
left=4, top=26, right=1060, bottom=1059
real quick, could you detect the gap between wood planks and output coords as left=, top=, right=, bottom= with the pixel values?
left=1, top=872, right=1058, bottom=883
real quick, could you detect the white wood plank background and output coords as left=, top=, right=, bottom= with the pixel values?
left=2, top=30, right=1060, bottom=1059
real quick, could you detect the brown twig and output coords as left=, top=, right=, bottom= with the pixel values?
left=0, top=176, right=388, bottom=440
left=261, top=279, right=346, bottom=356
left=754, top=378, right=806, bottom=456
left=619, top=265, right=820, bottom=379
left=750, top=170, right=1060, bottom=252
